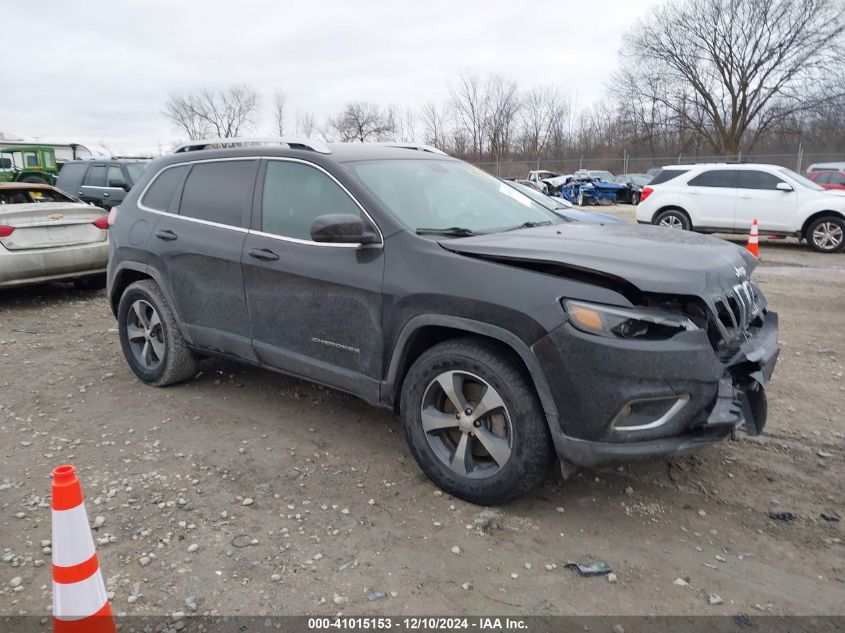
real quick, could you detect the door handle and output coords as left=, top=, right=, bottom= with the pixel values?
left=155, top=229, right=177, bottom=241
left=78, top=192, right=84, bottom=196
left=102, top=192, right=110, bottom=198
left=248, top=248, right=279, bottom=262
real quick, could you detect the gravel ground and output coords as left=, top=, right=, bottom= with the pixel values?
left=1, top=217, right=843, bottom=618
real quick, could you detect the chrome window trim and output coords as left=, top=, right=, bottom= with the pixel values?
left=136, top=156, right=384, bottom=248
left=612, top=395, right=690, bottom=432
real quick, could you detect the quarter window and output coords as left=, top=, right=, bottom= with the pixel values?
left=179, top=160, right=257, bottom=227
left=140, top=165, right=187, bottom=212
left=737, top=170, right=785, bottom=190
left=687, top=170, right=739, bottom=188
left=261, top=161, right=361, bottom=240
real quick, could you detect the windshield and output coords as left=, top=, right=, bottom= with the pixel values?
left=125, top=162, right=149, bottom=184
left=778, top=167, right=824, bottom=191
left=506, top=180, right=569, bottom=211
left=347, top=159, right=561, bottom=234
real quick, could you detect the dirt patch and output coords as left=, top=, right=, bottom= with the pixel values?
left=0, top=241, right=843, bottom=617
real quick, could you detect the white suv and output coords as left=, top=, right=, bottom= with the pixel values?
left=636, top=163, right=845, bottom=253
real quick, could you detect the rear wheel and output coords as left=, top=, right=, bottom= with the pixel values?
left=117, top=280, right=197, bottom=386
left=806, top=215, right=845, bottom=253
left=631, top=191, right=640, bottom=206
left=654, top=209, right=691, bottom=230
left=400, top=339, right=555, bottom=505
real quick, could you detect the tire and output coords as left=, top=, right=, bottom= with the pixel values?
left=400, top=338, right=555, bottom=505
left=631, top=191, right=640, bottom=206
left=575, top=191, right=583, bottom=206
left=73, top=274, right=106, bottom=290
left=654, top=209, right=691, bottom=230
left=806, top=215, right=845, bottom=253
left=22, top=176, right=47, bottom=184
left=117, top=279, right=197, bottom=387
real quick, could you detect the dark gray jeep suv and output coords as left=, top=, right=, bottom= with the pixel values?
left=107, top=138, right=779, bottom=505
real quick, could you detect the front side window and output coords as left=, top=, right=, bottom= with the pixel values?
left=737, top=170, right=785, bottom=190
left=687, top=170, right=739, bottom=188
left=24, top=152, right=39, bottom=168
left=43, top=153, right=55, bottom=169
left=141, top=165, right=187, bottom=212
left=179, top=160, right=256, bottom=226
left=261, top=161, right=361, bottom=240
left=831, top=173, right=845, bottom=185
left=84, top=164, right=107, bottom=187
left=813, top=172, right=832, bottom=184
left=347, top=159, right=559, bottom=234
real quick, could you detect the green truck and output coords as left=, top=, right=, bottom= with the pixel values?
left=0, top=146, right=59, bottom=185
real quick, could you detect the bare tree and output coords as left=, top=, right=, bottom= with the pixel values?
left=164, top=85, right=259, bottom=140
left=618, top=0, right=845, bottom=155
left=420, top=101, right=450, bottom=150
left=485, top=74, right=521, bottom=159
left=519, top=85, right=565, bottom=166
left=273, top=90, right=287, bottom=136
left=295, top=110, right=318, bottom=137
left=449, top=71, right=489, bottom=159
left=328, top=101, right=395, bottom=142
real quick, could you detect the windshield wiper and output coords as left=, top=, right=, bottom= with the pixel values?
left=416, top=226, right=477, bottom=237
left=503, top=220, right=554, bottom=232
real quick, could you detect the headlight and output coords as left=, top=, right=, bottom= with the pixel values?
left=563, top=299, right=699, bottom=340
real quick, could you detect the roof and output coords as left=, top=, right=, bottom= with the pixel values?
left=0, top=182, right=58, bottom=190
left=0, top=146, right=51, bottom=153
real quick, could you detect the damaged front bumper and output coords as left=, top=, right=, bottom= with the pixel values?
left=533, top=311, right=779, bottom=468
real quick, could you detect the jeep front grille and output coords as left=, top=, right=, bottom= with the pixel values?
left=707, top=280, right=764, bottom=352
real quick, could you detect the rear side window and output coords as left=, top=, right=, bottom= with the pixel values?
left=261, top=161, right=361, bottom=240
left=84, top=164, right=107, bottom=187
left=107, top=166, right=127, bottom=188
left=179, top=160, right=257, bottom=227
left=141, top=165, right=187, bottom=212
left=737, top=170, right=785, bottom=190
left=687, top=170, right=739, bottom=188
left=57, top=163, right=88, bottom=189
left=648, top=169, right=688, bottom=185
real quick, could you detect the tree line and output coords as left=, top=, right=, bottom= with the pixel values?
left=164, top=0, right=845, bottom=167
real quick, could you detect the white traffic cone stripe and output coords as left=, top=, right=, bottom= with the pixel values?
left=52, top=504, right=96, bottom=567
left=53, top=569, right=108, bottom=620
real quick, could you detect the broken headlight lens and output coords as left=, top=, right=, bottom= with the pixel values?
left=563, top=299, right=699, bottom=340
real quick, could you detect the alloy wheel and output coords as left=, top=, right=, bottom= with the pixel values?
left=811, top=221, right=843, bottom=251
left=126, top=299, right=165, bottom=370
left=420, top=370, right=512, bottom=479
left=659, top=214, right=684, bottom=229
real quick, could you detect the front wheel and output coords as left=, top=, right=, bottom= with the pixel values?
left=654, top=209, right=691, bottom=230
left=806, top=216, right=845, bottom=253
left=400, top=339, right=555, bottom=505
left=117, top=279, right=197, bottom=386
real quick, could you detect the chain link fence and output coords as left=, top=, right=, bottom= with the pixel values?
left=473, top=151, right=845, bottom=179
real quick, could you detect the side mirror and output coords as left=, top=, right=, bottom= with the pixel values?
left=310, top=213, right=379, bottom=245
left=776, top=182, right=794, bottom=192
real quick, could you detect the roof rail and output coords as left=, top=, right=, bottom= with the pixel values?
left=377, top=143, right=448, bottom=156
left=174, top=137, right=331, bottom=155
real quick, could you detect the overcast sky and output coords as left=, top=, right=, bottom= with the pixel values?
left=1, top=0, right=650, bottom=155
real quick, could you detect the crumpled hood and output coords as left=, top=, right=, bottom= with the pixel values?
left=440, top=223, right=757, bottom=296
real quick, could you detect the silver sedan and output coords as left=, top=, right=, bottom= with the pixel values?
left=0, top=183, right=110, bottom=288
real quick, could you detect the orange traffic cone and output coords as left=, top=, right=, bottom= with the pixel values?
left=51, top=465, right=116, bottom=633
left=746, top=218, right=760, bottom=259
